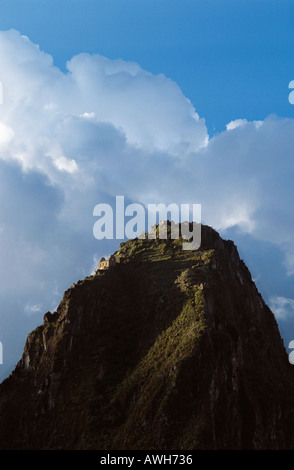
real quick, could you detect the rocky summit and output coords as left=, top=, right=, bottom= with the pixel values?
left=0, top=223, right=294, bottom=450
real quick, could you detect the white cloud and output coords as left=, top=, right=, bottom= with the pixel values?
left=53, top=156, right=78, bottom=174
left=226, top=119, right=248, bottom=131
left=0, top=29, right=208, bottom=181
left=0, top=31, right=292, bottom=271
left=269, top=296, right=294, bottom=321
left=81, top=112, right=96, bottom=119
left=24, top=303, right=43, bottom=316
left=226, top=119, right=263, bottom=131
left=0, top=122, right=14, bottom=145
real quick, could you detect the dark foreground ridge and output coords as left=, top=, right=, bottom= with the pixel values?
left=0, top=223, right=294, bottom=450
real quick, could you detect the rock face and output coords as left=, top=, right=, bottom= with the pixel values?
left=0, top=224, right=294, bottom=450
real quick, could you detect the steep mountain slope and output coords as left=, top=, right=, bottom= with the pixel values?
left=0, top=223, right=294, bottom=450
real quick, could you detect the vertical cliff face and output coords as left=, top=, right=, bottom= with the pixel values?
left=0, top=224, right=294, bottom=450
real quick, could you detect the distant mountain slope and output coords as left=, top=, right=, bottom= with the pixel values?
left=0, top=224, right=294, bottom=450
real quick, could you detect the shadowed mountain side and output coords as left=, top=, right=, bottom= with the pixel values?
left=0, top=223, right=294, bottom=450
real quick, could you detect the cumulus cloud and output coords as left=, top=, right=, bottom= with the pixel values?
left=0, top=29, right=208, bottom=178
left=0, top=29, right=294, bottom=377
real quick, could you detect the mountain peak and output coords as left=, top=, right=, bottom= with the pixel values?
left=0, top=223, right=294, bottom=450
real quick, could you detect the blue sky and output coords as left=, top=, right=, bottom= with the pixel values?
left=1, top=0, right=294, bottom=133
left=0, top=0, right=294, bottom=378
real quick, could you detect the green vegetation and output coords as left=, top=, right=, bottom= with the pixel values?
left=88, top=286, right=207, bottom=449
left=116, top=288, right=205, bottom=395
left=3, top=225, right=292, bottom=450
